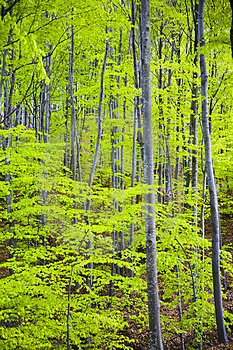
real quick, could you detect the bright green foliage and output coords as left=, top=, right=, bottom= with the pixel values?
left=0, top=128, right=147, bottom=349
left=0, top=0, right=233, bottom=349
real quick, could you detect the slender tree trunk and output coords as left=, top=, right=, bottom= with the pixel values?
left=4, top=58, right=16, bottom=276
left=39, top=81, right=45, bottom=143
left=86, top=39, right=109, bottom=207
left=190, top=1, right=199, bottom=238
left=129, top=0, right=140, bottom=280
left=41, top=52, right=51, bottom=265
left=190, top=71, right=198, bottom=230
left=129, top=98, right=137, bottom=280
left=109, top=103, right=117, bottom=298
left=118, top=27, right=125, bottom=277
left=229, top=0, right=233, bottom=57
left=141, top=1, right=163, bottom=349
left=131, top=0, right=143, bottom=162
left=85, top=38, right=109, bottom=292
left=137, top=7, right=143, bottom=163
left=198, top=0, right=228, bottom=343
left=166, top=32, right=185, bottom=350
left=158, top=22, right=163, bottom=205
left=209, top=58, right=227, bottom=294
left=64, top=92, right=69, bottom=176
left=68, top=20, right=79, bottom=224
left=119, top=94, right=126, bottom=278
left=201, top=154, right=207, bottom=263
left=44, top=51, right=51, bottom=144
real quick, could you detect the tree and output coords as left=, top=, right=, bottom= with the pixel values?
left=198, top=0, right=228, bottom=344
left=141, top=0, right=163, bottom=349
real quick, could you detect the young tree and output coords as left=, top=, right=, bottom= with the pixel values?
left=141, top=0, right=163, bottom=349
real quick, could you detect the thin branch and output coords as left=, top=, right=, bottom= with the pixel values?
left=0, top=64, right=36, bottom=124
left=1, top=0, right=20, bottom=19
left=174, top=237, right=197, bottom=302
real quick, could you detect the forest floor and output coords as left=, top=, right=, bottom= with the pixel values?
left=124, top=211, right=233, bottom=350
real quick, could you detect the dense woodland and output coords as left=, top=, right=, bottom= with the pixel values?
left=1, top=0, right=233, bottom=349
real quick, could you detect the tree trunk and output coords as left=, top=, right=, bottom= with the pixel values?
left=158, top=22, right=163, bottom=205
left=141, top=1, right=163, bottom=349
left=198, top=0, right=228, bottom=343
left=85, top=38, right=109, bottom=291
left=68, top=20, right=78, bottom=224
left=229, top=0, right=233, bottom=57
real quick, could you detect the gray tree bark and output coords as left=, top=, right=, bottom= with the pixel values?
left=141, top=1, right=163, bottom=349
left=158, top=22, right=163, bottom=205
left=86, top=38, right=109, bottom=291
left=86, top=39, right=109, bottom=210
left=41, top=47, right=51, bottom=265
left=68, top=20, right=80, bottom=224
left=198, top=0, right=228, bottom=344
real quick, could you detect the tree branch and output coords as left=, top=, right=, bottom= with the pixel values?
left=0, top=64, right=35, bottom=124
left=1, top=0, right=21, bottom=19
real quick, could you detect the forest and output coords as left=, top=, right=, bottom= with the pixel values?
left=0, top=0, right=233, bottom=349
